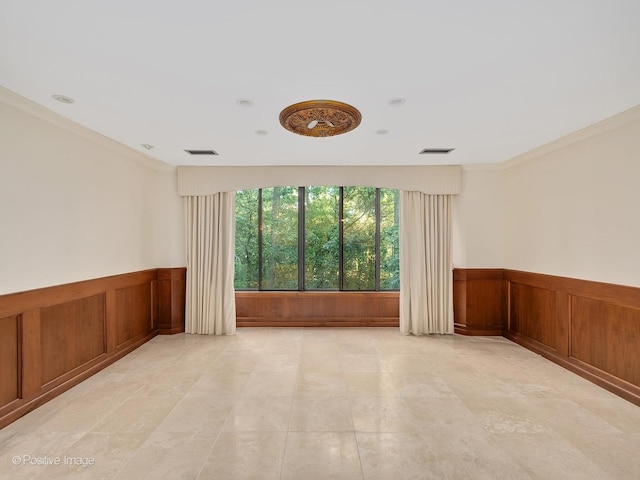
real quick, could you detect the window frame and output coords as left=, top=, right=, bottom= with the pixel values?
left=235, top=186, right=399, bottom=292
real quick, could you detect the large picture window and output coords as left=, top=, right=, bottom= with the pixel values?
left=235, top=186, right=399, bottom=291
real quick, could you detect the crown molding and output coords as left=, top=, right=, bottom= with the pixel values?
left=0, top=86, right=175, bottom=172
left=461, top=163, right=506, bottom=172
left=501, top=104, right=640, bottom=170
left=463, top=104, right=640, bottom=172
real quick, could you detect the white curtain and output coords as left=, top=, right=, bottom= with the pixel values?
left=185, top=193, right=236, bottom=335
left=399, top=192, right=453, bottom=335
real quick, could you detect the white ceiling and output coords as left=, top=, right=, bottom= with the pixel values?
left=1, top=1, right=639, bottom=167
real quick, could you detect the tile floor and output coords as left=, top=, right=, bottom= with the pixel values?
left=1, top=328, right=639, bottom=479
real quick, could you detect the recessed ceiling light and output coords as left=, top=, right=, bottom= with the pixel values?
left=255, top=130, right=269, bottom=135
left=237, top=99, right=254, bottom=107
left=376, top=129, right=389, bottom=135
left=52, top=94, right=74, bottom=104
left=419, top=148, right=455, bottom=154
left=388, top=98, right=405, bottom=106
left=141, top=144, right=154, bottom=150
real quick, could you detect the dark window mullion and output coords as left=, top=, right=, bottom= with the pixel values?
left=339, top=186, right=344, bottom=291
left=298, top=186, right=305, bottom=291
left=257, top=188, right=263, bottom=290
left=375, top=188, right=381, bottom=291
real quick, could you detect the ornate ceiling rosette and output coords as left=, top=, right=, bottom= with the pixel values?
left=279, top=100, right=362, bottom=137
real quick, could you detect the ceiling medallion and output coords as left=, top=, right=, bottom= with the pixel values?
left=279, top=100, right=361, bottom=137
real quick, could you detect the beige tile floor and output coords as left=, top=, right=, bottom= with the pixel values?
left=1, top=327, right=639, bottom=479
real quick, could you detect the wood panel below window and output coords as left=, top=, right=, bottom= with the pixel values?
left=236, top=291, right=399, bottom=327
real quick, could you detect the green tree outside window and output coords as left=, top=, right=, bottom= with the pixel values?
left=234, top=186, right=399, bottom=291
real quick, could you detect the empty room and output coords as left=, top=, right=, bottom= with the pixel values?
left=1, top=1, right=639, bottom=479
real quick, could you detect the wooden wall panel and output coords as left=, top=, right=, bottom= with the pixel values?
left=0, top=315, right=19, bottom=408
left=40, top=294, right=105, bottom=386
left=453, top=269, right=504, bottom=335
left=503, top=269, right=640, bottom=406
left=0, top=269, right=157, bottom=319
left=236, top=292, right=399, bottom=327
left=157, top=278, right=171, bottom=327
left=509, top=283, right=556, bottom=350
left=156, top=268, right=186, bottom=334
left=0, top=268, right=185, bottom=429
left=20, top=309, right=42, bottom=399
left=571, top=295, right=640, bottom=388
left=116, top=283, right=152, bottom=347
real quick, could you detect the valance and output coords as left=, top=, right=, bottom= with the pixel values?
left=177, top=165, right=461, bottom=196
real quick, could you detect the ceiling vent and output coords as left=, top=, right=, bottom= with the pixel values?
left=419, top=148, right=455, bottom=154
left=184, top=149, right=218, bottom=155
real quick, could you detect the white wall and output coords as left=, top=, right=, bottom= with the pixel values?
left=3, top=88, right=638, bottom=294
left=154, top=170, right=186, bottom=268
left=452, top=167, right=505, bottom=268
left=504, top=113, right=640, bottom=287
left=0, top=93, right=182, bottom=295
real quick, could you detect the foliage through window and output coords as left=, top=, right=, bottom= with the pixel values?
left=235, top=186, right=399, bottom=291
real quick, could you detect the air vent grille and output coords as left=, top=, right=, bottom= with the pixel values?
left=184, top=149, right=218, bottom=155
left=419, top=148, right=455, bottom=154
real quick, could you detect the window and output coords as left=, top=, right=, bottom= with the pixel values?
left=235, top=186, right=399, bottom=291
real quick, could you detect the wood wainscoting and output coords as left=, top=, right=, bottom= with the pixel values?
left=453, top=268, right=640, bottom=406
left=453, top=269, right=505, bottom=335
left=504, top=270, right=640, bottom=406
left=236, top=291, right=399, bottom=327
left=0, top=268, right=185, bottom=429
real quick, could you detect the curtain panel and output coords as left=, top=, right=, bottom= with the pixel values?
left=185, top=193, right=236, bottom=335
left=399, top=192, right=454, bottom=335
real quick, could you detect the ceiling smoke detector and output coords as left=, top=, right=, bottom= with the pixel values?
left=388, top=98, right=405, bottom=106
